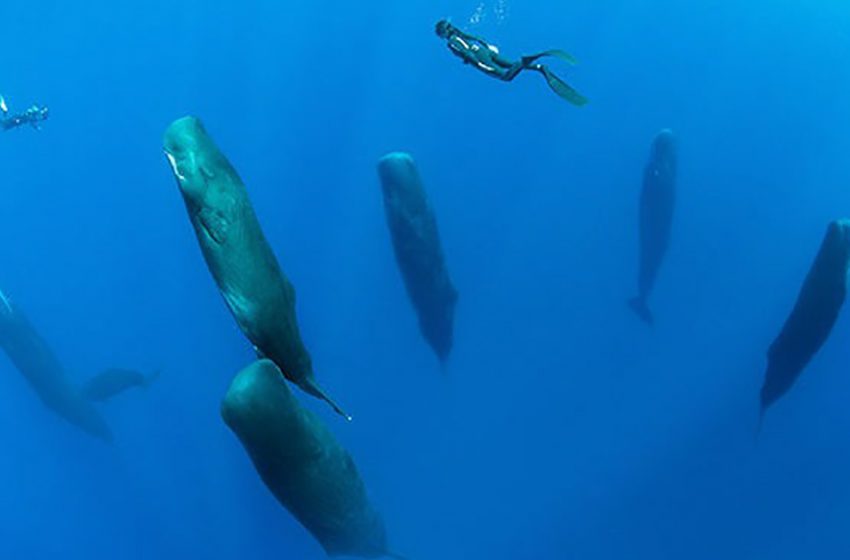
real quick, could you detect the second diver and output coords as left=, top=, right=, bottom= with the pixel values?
left=435, top=19, right=587, bottom=106
left=0, top=96, right=49, bottom=131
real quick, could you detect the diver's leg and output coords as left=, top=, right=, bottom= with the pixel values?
left=522, top=50, right=578, bottom=65
left=521, top=54, right=548, bottom=66
left=503, top=55, right=554, bottom=80
left=501, top=63, right=525, bottom=81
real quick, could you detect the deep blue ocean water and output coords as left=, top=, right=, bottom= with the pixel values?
left=2, top=1, right=850, bottom=558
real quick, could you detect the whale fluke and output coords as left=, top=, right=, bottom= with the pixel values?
left=628, top=296, right=654, bottom=326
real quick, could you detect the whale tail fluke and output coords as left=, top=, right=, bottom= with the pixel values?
left=628, top=296, right=654, bottom=326
left=143, top=369, right=162, bottom=389
left=302, top=377, right=352, bottom=422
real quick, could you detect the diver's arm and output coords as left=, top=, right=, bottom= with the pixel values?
left=447, top=36, right=480, bottom=65
left=452, top=28, right=491, bottom=49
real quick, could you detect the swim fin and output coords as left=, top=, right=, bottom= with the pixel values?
left=542, top=49, right=578, bottom=65
left=522, top=50, right=578, bottom=66
left=540, top=66, right=588, bottom=106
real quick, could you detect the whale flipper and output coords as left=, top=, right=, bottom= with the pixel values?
left=143, top=369, right=162, bottom=388
left=83, top=368, right=161, bottom=402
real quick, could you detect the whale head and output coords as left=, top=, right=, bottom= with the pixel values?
left=825, top=219, right=850, bottom=274
left=652, top=129, right=677, bottom=160
left=163, top=116, right=232, bottom=206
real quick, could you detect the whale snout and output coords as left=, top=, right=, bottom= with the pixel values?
left=826, top=219, right=850, bottom=261
left=651, top=128, right=677, bottom=160
left=163, top=116, right=212, bottom=196
left=163, top=116, right=206, bottom=150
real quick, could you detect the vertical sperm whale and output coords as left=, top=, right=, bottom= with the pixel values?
left=761, top=219, right=850, bottom=422
left=163, top=116, right=347, bottom=419
left=378, top=152, right=458, bottom=362
left=629, top=129, right=677, bottom=325
left=222, top=360, right=405, bottom=558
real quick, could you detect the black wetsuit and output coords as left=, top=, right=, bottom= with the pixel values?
left=1, top=106, right=48, bottom=131
left=445, top=28, right=537, bottom=80
left=437, top=21, right=587, bottom=105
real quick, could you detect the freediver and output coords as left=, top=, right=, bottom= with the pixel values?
left=435, top=19, right=587, bottom=105
left=1, top=96, right=49, bottom=131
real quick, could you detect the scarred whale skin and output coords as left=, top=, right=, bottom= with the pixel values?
left=761, top=219, right=850, bottom=415
left=0, top=290, right=112, bottom=441
left=221, top=360, right=401, bottom=559
left=378, top=152, right=457, bottom=362
left=163, top=116, right=346, bottom=418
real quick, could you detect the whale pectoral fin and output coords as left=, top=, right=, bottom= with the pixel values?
left=144, top=369, right=162, bottom=388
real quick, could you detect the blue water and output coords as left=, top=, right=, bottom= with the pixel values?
left=3, top=1, right=850, bottom=558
